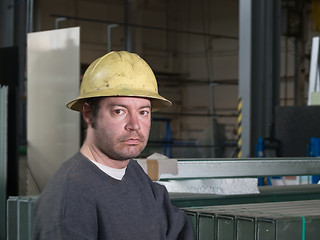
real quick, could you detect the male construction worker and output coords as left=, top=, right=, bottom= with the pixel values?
left=33, top=51, right=194, bottom=240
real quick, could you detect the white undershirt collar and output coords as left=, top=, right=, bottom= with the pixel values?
left=90, top=160, right=127, bottom=180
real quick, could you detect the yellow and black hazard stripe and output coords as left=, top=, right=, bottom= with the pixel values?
left=237, top=97, right=242, bottom=158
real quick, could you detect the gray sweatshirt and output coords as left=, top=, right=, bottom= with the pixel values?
left=33, top=152, right=194, bottom=240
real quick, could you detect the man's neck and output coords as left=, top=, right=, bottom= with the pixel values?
left=80, top=142, right=129, bottom=169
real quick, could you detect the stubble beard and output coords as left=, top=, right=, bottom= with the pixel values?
left=95, top=132, right=149, bottom=161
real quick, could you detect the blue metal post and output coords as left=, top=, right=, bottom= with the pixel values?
left=163, top=119, right=172, bottom=158
left=308, top=137, right=320, bottom=183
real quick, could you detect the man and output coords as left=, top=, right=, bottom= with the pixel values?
left=33, top=51, right=194, bottom=239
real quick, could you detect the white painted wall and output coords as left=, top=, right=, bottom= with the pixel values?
left=27, top=27, right=80, bottom=190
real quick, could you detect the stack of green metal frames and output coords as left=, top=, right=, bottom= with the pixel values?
left=185, top=199, right=320, bottom=240
left=6, top=196, right=38, bottom=240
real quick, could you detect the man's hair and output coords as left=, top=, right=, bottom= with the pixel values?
left=85, top=97, right=102, bottom=129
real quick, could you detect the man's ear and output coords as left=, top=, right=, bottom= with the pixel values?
left=82, top=102, right=92, bottom=125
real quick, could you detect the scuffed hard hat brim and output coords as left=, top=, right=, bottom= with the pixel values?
left=67, top=51, right=172, bottom=112
left=66, top=94, right=172, bottom=112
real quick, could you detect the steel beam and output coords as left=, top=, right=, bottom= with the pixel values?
left=0, top=86, right=8, bottom=240
left=238, top=0, right=281, bottom=156
left=238, top=0, right=252, bottom=157
left=159, top=157, right=320, bottom=179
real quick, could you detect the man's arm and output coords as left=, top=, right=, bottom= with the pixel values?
left=156, top=183, right=195, bottom=240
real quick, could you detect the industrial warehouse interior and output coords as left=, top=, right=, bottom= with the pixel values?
left=1, top=0, right=320, bottom=239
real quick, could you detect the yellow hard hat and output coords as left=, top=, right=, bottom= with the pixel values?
left=66, top=51, right=172, bottom=112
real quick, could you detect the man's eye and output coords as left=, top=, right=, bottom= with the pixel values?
left=114, top=109, right=124, bottom=114
left=140, top=110, right=149, bottom=116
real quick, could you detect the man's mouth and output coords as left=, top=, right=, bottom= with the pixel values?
left=123, top=138, right=142, bottom=145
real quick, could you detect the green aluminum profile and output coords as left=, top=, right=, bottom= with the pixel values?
left=198, top=212, right=215, bottom=240
left=195, top=212, right=240, bottom=240
left=186, top=209, right=251, bottom=240
left=236, top=216, right=255, bottom=240
left=7, top=196, right=19, bottom=240
left=7, top=196, right=38, bottom=240
left=256, top=218, right=276, bottom=240
left=304, top=216, right=320, bottom=240
left=256, top=216, right=302, bottom=240
left=236, top=213, right=302, bottom=240
left=170, top=184, right=320, bottom=208
left=17, top=197, right=36, bottom=240
left=159, top=157, right=320, bottom=180
left=216, top=214, right=235, bottom=240
left=18, top=199, right=29, bottom=240
left=184, top=210, right=198, bottom=240
left=29, top=198, right=37, bottom=240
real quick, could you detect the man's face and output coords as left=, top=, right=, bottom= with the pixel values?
left=91, top=96, right=151, bottom=161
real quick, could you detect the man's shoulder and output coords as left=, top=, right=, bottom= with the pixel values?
left=51, top=152, right=86, bottom=178
left=35, top=153, right=97, bottom=208
left=128, top=159, right=152, bottom=180
left=39, top=153, right=96, bottom=194
left=128, top=159, right=169, bottom=196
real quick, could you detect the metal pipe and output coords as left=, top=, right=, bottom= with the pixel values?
left=50, top=14, right=238, bottom=40
left=152, top=112, right=237, bottom=118
left=55, top=17, right=67, bottom=29
left=107, top=24, right=119, bottom=52
left=124, top=0, right=132, bottom=51
left=26, top=0, right=34, bottom=33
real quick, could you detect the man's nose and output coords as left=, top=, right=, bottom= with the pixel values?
left=125, top=113, right=141, bottom=131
